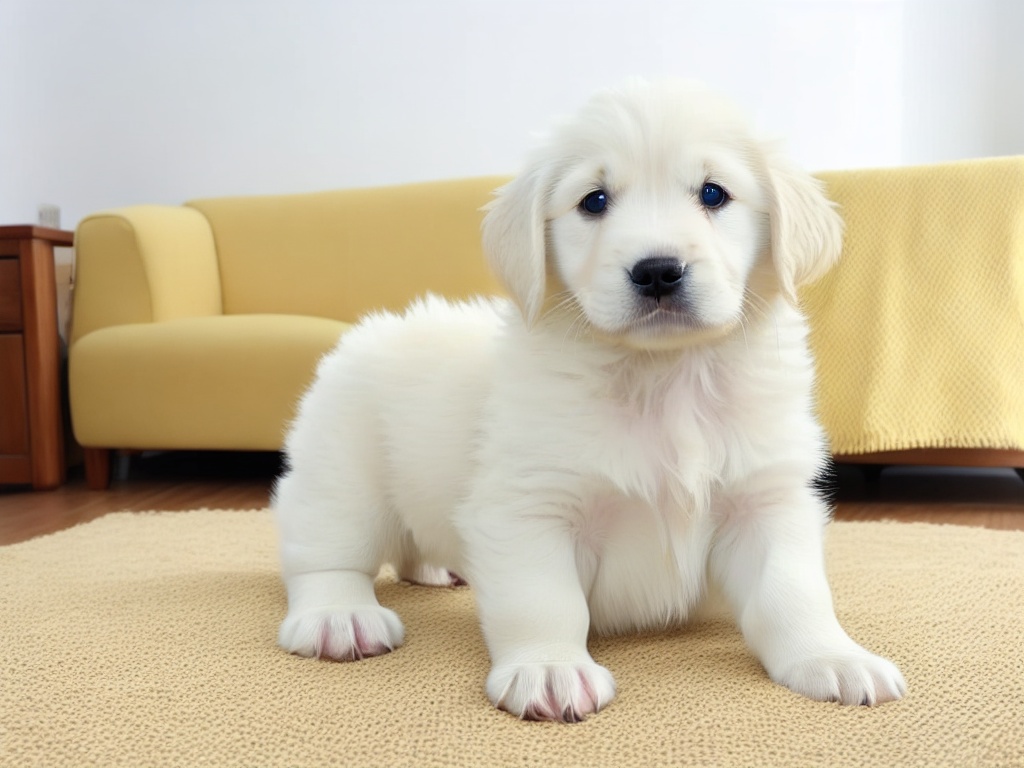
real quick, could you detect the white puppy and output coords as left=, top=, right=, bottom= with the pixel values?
left=273, top=80, right=906, bottom=721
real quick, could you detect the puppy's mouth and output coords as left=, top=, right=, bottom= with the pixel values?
left=604, top=302, right=740, bottom=350
left=632, top=304, right=712, bottom=335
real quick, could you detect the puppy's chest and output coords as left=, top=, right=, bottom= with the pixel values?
left=596, top=366, right=745, bottom=506
left=574, top=379, right=741, bottom=632
left=572, top=480, right=716, bottom=634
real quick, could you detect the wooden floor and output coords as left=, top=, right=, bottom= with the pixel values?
left=1, top=451, right=1023, bottom=546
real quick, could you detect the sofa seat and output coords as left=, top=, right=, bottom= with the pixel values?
left=71, top=314, right=347, bottom=451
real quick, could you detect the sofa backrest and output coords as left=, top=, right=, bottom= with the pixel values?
left=186, top=176, right=509, bottom=322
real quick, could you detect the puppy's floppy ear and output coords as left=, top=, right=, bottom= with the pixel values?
left=764, top=147, right=844, bottom=305
left=481, top=165, right=549, bottom=326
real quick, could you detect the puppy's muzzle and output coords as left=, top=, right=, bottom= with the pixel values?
left=629, top=257, right=685, bottom=301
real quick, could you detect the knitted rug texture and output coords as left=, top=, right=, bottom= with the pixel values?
left=2, top=510, right=1022, bottom=768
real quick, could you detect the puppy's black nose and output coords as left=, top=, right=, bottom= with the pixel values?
left=629, top=257, right=684, bottom=299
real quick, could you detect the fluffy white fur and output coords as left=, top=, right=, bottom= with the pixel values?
left=273, top=80, right=906, bottom=722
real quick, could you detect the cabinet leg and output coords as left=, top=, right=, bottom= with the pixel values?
left=83, top=448, right=112, bottom=490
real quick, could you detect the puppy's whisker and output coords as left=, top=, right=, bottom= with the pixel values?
left=547, top=291, right=590, bottom=349
left=741, top=290, right=771, bottom=323
left=556, top=300, right=586, bottom=334
left=566, top=310, right=590, bottom=346
left=739, top=289, right=778, bottom=354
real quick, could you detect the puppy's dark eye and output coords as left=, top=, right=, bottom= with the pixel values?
left=700, top=183, right=729, bottom=209
left=580, top=190, right=609, bottom=216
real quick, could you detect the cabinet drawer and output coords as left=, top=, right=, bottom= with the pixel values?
left=0, top=259, right=21, bottom=331
left=0, top=334, right=30, bottom=456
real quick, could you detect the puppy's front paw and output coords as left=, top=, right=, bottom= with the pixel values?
left=775, top=648, right=906, bottom=706
left=487, top=661, right=616, bottom=722
left=278, top=607, right=404, bottom=661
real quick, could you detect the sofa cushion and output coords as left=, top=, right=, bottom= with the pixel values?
left=186, top=176, right=508, bottom=322
left=70, top=315, right=347, bottom=450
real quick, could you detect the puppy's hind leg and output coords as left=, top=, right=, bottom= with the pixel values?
left=397, top=537, right=467, bottom=588
left=399, top=560, right=468, bottom=588
left=273, top=467, right=404, bottom=662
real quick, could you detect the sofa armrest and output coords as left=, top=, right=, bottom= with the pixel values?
left=71, top=205, right=222, bottom=344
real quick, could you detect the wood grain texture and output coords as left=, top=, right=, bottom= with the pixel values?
left=0, top=226, right=74, bottom=246
left=0, top=335, right=29, bottom=457
left=83, top=447, right=112, bottom=490
left=20, top=236, right=64, bottom=488
left=0, top=259, right=22, bottom=331
left=0, top=227, right=72, bottom=490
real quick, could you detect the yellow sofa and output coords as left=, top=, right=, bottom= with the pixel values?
left=70, top=160, right=1024, bottom=491
left=69, top=177, right=507, bottom=489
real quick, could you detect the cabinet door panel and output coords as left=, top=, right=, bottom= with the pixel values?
left=0, top=260, right=22, bottom=331
left=0, top=335, right=30, bottom=455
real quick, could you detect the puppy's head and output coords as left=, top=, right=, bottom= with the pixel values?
left=482, top=80, right=842, bottom=350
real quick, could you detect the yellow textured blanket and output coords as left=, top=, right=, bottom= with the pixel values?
left=804, top=156, right=1024, bottom=455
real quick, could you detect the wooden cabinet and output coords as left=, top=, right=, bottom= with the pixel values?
left=0, top=226, right=73, bottom=490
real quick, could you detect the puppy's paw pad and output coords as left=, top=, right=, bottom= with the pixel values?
left=278, top=607, right=404, bottom=661
left=487, top=661, right=616, bottom=722
left=779, top=650, right=906, bottom=706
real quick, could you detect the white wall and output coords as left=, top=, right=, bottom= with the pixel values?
left=990, top=0, right=1024, bottom=157
left=1, top=0, right=1019, bottom=227
left=901, top=1, right=995, bottom=165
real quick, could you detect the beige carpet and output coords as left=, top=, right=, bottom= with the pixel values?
left=2, top=511, right=1022, bottom=768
